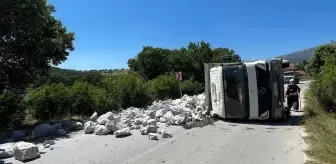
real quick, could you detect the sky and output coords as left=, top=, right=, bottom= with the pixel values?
left=49, top=0, right=336, bottom=70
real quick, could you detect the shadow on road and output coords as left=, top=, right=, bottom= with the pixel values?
left=221, top=114, right=303, bottom=126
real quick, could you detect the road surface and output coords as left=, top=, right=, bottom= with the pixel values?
left=2, top=82, right=310, bottom=164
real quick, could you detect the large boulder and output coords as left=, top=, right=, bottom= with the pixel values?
left=147, top=125, right=158, bottom=133
left=55, top=129, right=67, bottom=136
left=133, top=118, right=142, bottom=125
left=90, top=112, right=98, bottom=122
left=148, top=111, right=155, bottom=119
left=146, top=119, right=157, bottom=126
left=84, top=121, right=96, bottom=134
left=163, top=111, right=174, bottom=122
left=161, top=129, right=173, bottom=138
left=11, top=130, right=25, bottom=141
left=140, top=127, right=149, bottom=135
left=155, top=109, right=164, bottom=118
left=114, top=128, right=131, bottom=137
left=13, top=142, right=40, bottom=162
left=97, top=112, right=114, bottom=125
left=0, top=143, right=14, bottom=158
left=173, top=114, right=186, bottom=125
left=148, top=133, right=158, bottom=140
left=33, top=123, right=54, bottom=138
left=52, top=122, right=63, bottom=130
left=105, top=120, right=118, bottom=132
left=94, top=125, right=111, bottom=135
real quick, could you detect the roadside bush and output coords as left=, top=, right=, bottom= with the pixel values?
left=181, top=80, right=204, bottom=96
left=68, top=82, right=96, bottom=115
left=146, top=75, right=180, bottom=100
left=25, top=83, right=70, bottom=120
left=104, top=73, right=150, bottom=109
left=0, top=92, right=25, bottom=129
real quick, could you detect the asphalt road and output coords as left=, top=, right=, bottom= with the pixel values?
left=2, top=81, right=310, bottom=164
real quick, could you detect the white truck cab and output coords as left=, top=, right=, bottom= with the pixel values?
left=205, top=58, right=290, bottom=121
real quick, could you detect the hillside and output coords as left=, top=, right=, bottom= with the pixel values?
left=277, top=41, right=336, bottom=62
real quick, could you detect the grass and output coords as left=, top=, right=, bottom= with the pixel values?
left=303, top=90, right=336, bottom=164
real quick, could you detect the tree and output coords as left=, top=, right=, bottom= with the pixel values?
left=0, top=0, right=75, bottom=93
left=307, top=45, right=336, bottom=76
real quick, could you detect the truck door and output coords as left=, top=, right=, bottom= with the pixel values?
left=267, top=59, right=284, bottom=120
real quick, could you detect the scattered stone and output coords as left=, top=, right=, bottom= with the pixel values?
left=135, top=125, right=141, bottom=129
left=148, top=133, right=158, bottom=140
left=148, top=111, right=155, bottom=118
left=140, top=127, right=149, bottom=135
left=147, top=125, right=158, bottom=133
left=43, top=140, right=55, bottom=146
left=13, top=142, right=39, bottom=162
left=34, top=123, right=54, bottom=138
left=44, top=144, right=50, bottom=148
left=162, top=129, right=173, bottom=138
left=84, top=121, right=96, bottom=134
left=160, top=117, right=168, bottom=123
left=75, top=122, right=83, bottom=130
left=94, top=125, right=111, bottom=135
left=50, top=147, right=54, bottom=150
left=155, top=109, right=164, bottom=118
left=0, top=143, right=14, bottom=158
left=90, top=112, right=99, bottom=122
left=147, top=119, right=157, bottom=126
left=105, top=120, right=118, bottom=132
left=133, top=118, right=142, bottom=125
left=97, top=112, right=114, bottom=125
left=114, top=128, right=131, bottom=137
left=195, top=106, right=204, bottom=113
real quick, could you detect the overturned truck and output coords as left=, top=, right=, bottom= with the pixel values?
left=204, top=58, right=290, bottom=121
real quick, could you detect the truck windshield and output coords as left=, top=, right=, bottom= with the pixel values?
left=222, top=65, right=245, bottom=115
left=284, top=72, right=294, bottom=76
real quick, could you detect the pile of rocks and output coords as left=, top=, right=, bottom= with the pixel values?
left=83, top=93, right=207, bottom=138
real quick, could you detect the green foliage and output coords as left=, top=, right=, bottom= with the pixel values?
left=68, top=82, right=96, bottom=115
left=309, top=45, right=336, bottom=113
left=0, top=92, right=25, bottom=129
left=128, top=41, right=239, bottom=83
left=181, top=80, right=204, bottom=96
left=104, top=73, right=151, bottom=109
left=146, top=75, right=180, bottom=100
left=25, top=83, right=70, bottom=120
left=0, top=0, right=75, bottom=93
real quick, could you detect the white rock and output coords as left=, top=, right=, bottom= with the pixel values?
left=160, top=116, right=168, bottom=123
left=147, top=119, right=157, bottom=126
left=147, top=125, right=158, bottom=133
left=162, top=129, right=173, bottom=138
left=148, top=133, right=158, bottom=140
left=43, top=140, right=55, bottom=146
left=11, top=130, right=25, bottom=141
left=75, top=122, right=83, bottom=130
left=114, top=128, right=131, bottom=137
left=84, top=121, right=96, bottom=134
left=126, top=111, right=136, bottom=119
left=0, top=143, right=14, bottom=158
left=195, top=106, right=204, bottom=113
left=173, top=114, right=186, bottom=124
left=90, top=112, right=98, bottom=121
left=97, top=112, right=114, bottom=125
left=44, top=144, right=50, bottom=148
left=155, top=109, right=164, bottom=118
left=133, top=118, right=142, bottom=125
left=13, top=142, right=39, bottom=161
left=148, top=111, right=155, bottom=118
left=34, top=123, right=54, bottom=138
left=94, top=125, right=111, bottom=135
left=140, top=127, right=149, bottom=135
left=105, top=120, right=118, bottom=132
left=163, top=111, right=174, bottom=121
